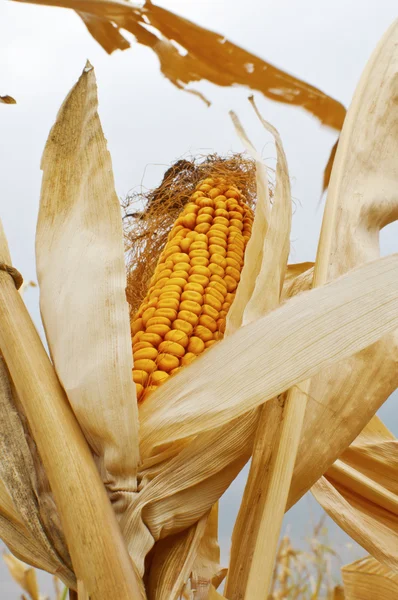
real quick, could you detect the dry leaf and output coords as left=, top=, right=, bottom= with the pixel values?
left=225, top=104, right=291, bottom=597
left=0, top=95, right=16, bottom=104
left=3, top=553, right=40, bottom=600
left=342, top=555, right=398, bottom=599
left=286, top=18, right=398, bottom=516
left=35, top=61, right=140, bottom=502
left=190, top=504, right=226, bottom=600
left=14, top=0, right=345, bottom=132
left=146, top=514, right=208, bottom=600
left=0, top=357, right=73, bottom=579
left=312, top=416, right=398, bottom=572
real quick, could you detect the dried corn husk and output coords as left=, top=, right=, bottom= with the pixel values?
left=286, top=17, right=398, bottom=509
left=0, top=355, right=73, bottom=581
left=313, top=416, right=398, bottom=571
left=13, top=0, right=345, bottom=132
left=342, top=555, right=398, bottom=599
left=35, top=61, right=140, bottom=503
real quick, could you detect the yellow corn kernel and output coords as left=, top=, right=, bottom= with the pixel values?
left=189, top=265, right=211, bottom=278
left=204, top=293, right=222, bottom=311
left=172, top=319, right=194, bottom=336
left=226, top=257, right=241, bottom=271
left=164, top=329, right=189, bottom=347
left=181, top=213, right=197, bottom=229
left=133, top=347, right=158, bottom=362
left=191, top=190, right=205, bottom=199
left=188, top=336, right=205, bottom=354
left=226, top=265, right=241, bottom=282
left=178, top=309, right=199, bottom=326
left=214, top=198, right=227, bottom=209
left=201, top=304, right=219, bottom=320
left=208, top=187, right=221, bottom=199
left=150, top=370, right=169, bottom=385
left=158, top=340, right=185, bottom=357
left=141, top=307, right=156, bottom=327
left=133, top=341, right=153, bottom=352
left=140, top=333, right=162, bottom=346
left=155, top=308, right=177, bottom=321
left=198, top=314, right=217, bottom=333
left=214, top=209, right=229, bottom=219
left=208, top=236, right=227, bottom=248
left=173, top=262, right=191, bottom=273
left=210, top=254, right=227, bottom=269
left=224, top=275, right=238, bottom=292
left=198, top=183, right=212, bottom=193
left=194, top=325, right=213, bottom=343
left=157, top=353, right=180, bottom=372
left=207, top=280, right=227, bottom=296
left=189, top=249, right=210, bottom=259
left=190, top=241, right=208, bottom=251
left=133, top=370, right=149, bottom=386
left=171, top=253, right=190, bottom=264
left=195, top=222, right=211, bottom=234
left=190, top=257, right=209, bottom=267
left=205, top=286, right=224, bottom=304
left=226, top=250, right=243, bottom=263
left=181, top=353, right=197, bottom=366
left=159, top=291, right=180, bottom=301
left=136, top=383, right=144, bottom=401
left=180, top=300, right=202, bottom=315
left=196, top=214, right=212, bottom=225
left=217, top=318, right=226, bottom=333
left=146, top=323, right=171, bottom=336
left=184, top=282, right=205, bottom=294
left=188, top=274, right=210, bottom=287
left=225, top=189, right=240, bottom=199
left=198, top=207, right=214, bottom=216
left=208, top=263, right=225, bottom=278
left=134, top=359, right=157, bottom=374
left=131, top=318, right=144, bottom=336
left=210, top=223, right=229, bottom=236
left=181, top=290, right=204, bottom=304
left=157, top=298, right=180, bottom=311
left=196, top=199, right=214, bottom=210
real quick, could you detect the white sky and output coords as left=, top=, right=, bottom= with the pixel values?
left=1, top=0, right=398, bottom=596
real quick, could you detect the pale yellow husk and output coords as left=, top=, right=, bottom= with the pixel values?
left=35, top=61, right=140, bottom=501
left=342, top=555, right=398, bottom=599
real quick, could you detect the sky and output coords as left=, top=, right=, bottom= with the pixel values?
left=1, top=0, right=398, bottom=597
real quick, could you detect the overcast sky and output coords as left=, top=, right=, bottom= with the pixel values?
left=1, top=0, right=398, bottom=597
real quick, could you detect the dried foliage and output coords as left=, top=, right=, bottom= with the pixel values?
left=13, top=0, right=344, bottom=189
left=123, top=154, right=257, bottom=315
left=3, top=519, right=348, bottom=600
left=0, top=95, right=16, bottom=104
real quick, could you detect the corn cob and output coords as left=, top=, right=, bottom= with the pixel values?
left=131, top=176, right=254, bottom=401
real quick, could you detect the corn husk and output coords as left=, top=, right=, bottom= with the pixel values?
left=35, top=61, right=140, bottom=502
left=342, top=556, right=398, bottom=599
left=313, top=416, right=398, bottom=571
left=286, top=16, right=398, bottom=512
